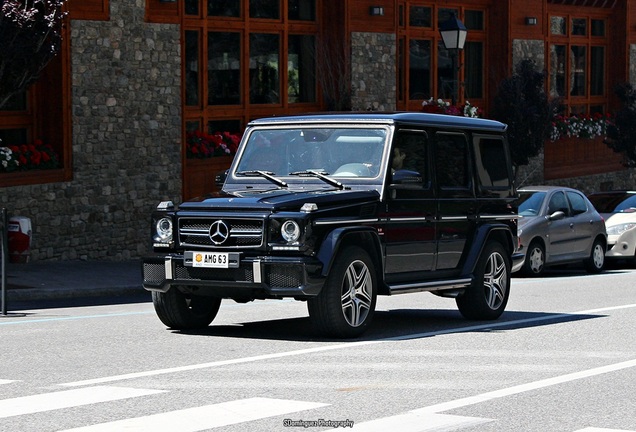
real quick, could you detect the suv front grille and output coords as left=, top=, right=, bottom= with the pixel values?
left=179, top=217, right=264, bottom=249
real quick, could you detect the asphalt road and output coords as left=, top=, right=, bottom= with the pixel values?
left=0, top=267, right=635, bottom=432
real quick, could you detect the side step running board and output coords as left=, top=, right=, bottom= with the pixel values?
left=388, top=278, right=471, bottom=295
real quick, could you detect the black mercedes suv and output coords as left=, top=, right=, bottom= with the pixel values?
left=143, top=112, right=521, bottom=338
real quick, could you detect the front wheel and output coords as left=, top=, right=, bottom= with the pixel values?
left=456, top=241, right=510, bottom=320
left=522, top=241, right=545, bottom=276
left=152, top=287, right=221, bottom=329
left=308, top=246, right=377, bottom=338
left=584, top=238, right=605, bottom=273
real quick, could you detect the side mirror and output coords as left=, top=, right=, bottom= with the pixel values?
left=391, top=170, right=422, bottom=185
left=547, top=210, right=566, bottom=221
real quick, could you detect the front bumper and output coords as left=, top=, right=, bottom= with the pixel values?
left=142, top=253, right=325, bottom=298
left=605, top=231, right=636, bottom=259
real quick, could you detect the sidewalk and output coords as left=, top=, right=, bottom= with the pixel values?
left=1, top=259, right=144, bottom=302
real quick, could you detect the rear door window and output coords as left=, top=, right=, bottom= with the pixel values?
left=566, top=191, right=588, bottom=215
left=474, top=135, right=511, bottom=190
left=435, top=132, right=470, bottom=190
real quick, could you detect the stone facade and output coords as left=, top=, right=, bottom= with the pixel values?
left=1, top=0, right=182, bottom=261
left=350, top=32, right=397, bottom=111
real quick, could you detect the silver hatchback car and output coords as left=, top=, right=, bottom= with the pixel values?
left=512, top=186, right=607, bottom=276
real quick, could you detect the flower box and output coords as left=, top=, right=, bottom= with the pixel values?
left=544, top=135, right=625, bottom=180
left=0, top=140, right=60, bottom=173
left=182, top=130, right=242, bottom=200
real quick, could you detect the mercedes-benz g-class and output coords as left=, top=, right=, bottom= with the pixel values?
left=143, top=112, right=521, bottom=338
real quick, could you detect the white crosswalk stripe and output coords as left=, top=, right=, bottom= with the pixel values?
left=0, top=386, right=165, bottom=419
left=57, top=397, right=329, bottom=432
left=0, top=383, right=634, bottom=432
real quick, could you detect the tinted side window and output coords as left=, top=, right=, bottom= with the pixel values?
left=435, top=132, right=470, bottom=189
left=474, top=136, right=510, bottom=189
left=391, top=130, right=429, bottom=187
left=567, top=191, right=587, bottom=215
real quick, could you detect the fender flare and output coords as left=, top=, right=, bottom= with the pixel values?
left=460, top=224, right=515, bottom=277
left=316, top=226, right=383, bottom=277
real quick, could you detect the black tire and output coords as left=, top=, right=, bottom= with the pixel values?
left=456, top=241, right=510, bottom=320
left=308, top=246, right=377, bottom=338
left=584, top=238, right=605, bottom=273
left=522, top=240, right=545, bottom=276
left=152, top=287, right=221, bottom=329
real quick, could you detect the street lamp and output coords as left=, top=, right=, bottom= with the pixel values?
left=439, top=13, right=467, bottom=106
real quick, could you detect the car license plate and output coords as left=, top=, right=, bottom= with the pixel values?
left=191, top=252, right=230, bottom=268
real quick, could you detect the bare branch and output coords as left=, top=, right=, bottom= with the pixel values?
left=0, top=0, right=68, bottom=109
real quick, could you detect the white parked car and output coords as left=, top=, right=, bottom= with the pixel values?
left=587, top=191, right=636, bottom=266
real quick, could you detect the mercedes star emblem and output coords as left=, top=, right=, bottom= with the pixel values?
left=209, top=220, right=230, bottom=245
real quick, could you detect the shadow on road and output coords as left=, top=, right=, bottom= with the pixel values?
left=174, top=307, right=604, bottom=342
left=4, top=292, right=151, bottom=311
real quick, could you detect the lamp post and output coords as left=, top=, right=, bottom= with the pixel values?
left=439, top=13, right=467, bottom=106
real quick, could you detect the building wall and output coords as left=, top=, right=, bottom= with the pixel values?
left=511, top=34, right=636, bottom=193
left=630, top=44, right=636, bottom=84
left=1, top=0, right=181, bottom=261
left=350, top=32, right=397, bottom=111
left=512, top=39, right=545, bottom=70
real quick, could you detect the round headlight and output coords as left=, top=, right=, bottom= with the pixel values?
left=156, top=217, right=173, bottom=241
left=281, top=220, right=300, bottom=243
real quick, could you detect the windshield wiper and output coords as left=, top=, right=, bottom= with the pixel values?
left=236, top=170, right=287, bottom=188
left=289, top=170, right=346, bottom=190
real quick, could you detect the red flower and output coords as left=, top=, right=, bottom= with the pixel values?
left=186, top=130, right=243, bottom=159
left=30, top=151, right=42, bottom=166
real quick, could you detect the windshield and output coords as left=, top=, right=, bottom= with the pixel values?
left=234, top=127, right=388, bottom=179
left=588, top=193, right=636, bottom=213
left=514, top=191, right=546, bottom=217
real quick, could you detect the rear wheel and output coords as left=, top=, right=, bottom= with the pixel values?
left=152, top=287, right=221, bottom=329
left=584, top=238, right=605, bottom=273
left=456, top=241, right=510, bottom=320
left=308, top=246, right=377, bottom=338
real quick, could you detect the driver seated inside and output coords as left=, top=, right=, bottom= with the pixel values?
left=391, top=147, right=421, bottom=183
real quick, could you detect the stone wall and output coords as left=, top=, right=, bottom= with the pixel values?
left=350, top=32, right=396, bottom=111
left=541, top=169, right=636, bottom=195
left=1, top=0, right=182, bottom=261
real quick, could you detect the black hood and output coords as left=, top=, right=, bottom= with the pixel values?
left=179, top=188, right=380, bottom=212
